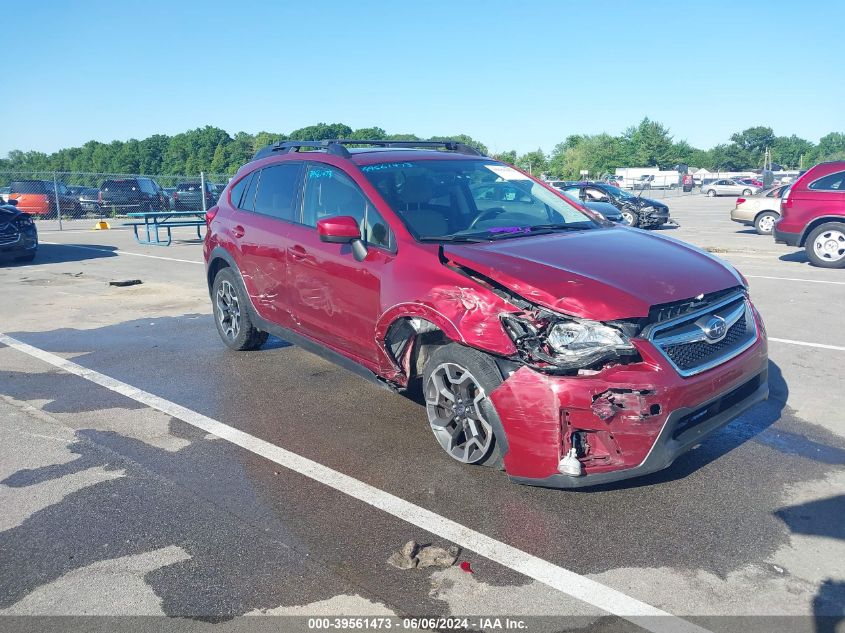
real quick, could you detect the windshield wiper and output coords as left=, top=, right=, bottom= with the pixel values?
left=417, top=235, right=489, bottom=243
left=525, top=223, right=593, bottom=232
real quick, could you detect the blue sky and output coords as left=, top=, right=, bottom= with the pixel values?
left=2, top=0, right=843, bottom=156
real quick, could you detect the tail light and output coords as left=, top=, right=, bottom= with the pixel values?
left=97, top=191, right=103, bottom=203
left=780, top=187, right=792, bottom=214
left=205, top=205, right=219, bottom=226
left=173, top=191, right=179, bottom=201
left=736, top=197, right=746, bottom=205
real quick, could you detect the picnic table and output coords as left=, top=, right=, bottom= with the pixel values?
left=124, top=210, right=206, bottom=246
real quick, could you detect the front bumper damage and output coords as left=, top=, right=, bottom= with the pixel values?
left=488, top=311, right=768, bottom=488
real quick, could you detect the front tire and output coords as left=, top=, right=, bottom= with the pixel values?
left=620, top=209, right=639, bottom=227
left=742, top=189, right=753, bottom=196
left=707, top=189, right=717, bottom=197
left=754, top=211, right=778, bottom=235
left=212, top=268, right=268, bottom=350
left=806, top=222, right=845, bottom=268
left=422, top=343, right=505, bottom=468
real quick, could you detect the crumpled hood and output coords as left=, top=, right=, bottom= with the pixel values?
left=443, top=227, right=744, bottom=320
left=0, top=205, right=20, bottom=222
left=631, top=196, right=668, bottom=209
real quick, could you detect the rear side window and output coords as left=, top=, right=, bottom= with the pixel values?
left=253, top=164, right=302, bottom=221
left=808, top=171, right=845, bottom=191
left=102, top=180, right=139, bottom=192
left=229, top=175, right=250, bottom=207
left=240, top=172, right=260, bottom=212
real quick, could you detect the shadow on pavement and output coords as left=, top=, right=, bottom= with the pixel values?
left=29, top=243, right=118, bottom=265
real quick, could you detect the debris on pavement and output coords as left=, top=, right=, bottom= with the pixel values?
left=387, top=540, right=461, bottom=570
left=459, top=561, right=474, bottom=574
left=109, top=279, right=143, bottom=287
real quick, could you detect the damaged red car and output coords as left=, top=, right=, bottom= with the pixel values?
left=204, top=140, right=769, bottom=488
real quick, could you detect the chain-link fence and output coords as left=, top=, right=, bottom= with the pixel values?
left=0, top=171, right=232, bottom=228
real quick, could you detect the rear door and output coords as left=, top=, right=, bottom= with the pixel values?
left=284, top=162, right=395, bottom=366
left=230, top=162, right=304, bottom=327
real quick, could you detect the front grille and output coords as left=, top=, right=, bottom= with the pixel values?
left=647, top=292, right=758, bottom=377
left=664, top=314, right=747, bottom=370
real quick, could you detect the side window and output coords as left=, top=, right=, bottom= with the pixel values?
left=809, top=171, right=845, bottom=191
left=253, top=163, right=302, bottom=221
left=240, top=171, right=259, bottom=212
left=229, top=173, right=250, bottom=208
left=584, top=187, right=605, bottom=201
left=302, top=164, right=394, bottom=250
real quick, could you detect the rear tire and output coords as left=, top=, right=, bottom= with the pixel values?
left=754, top=212, right=778, bottom=235
left=422, top=343, right=506, bottom=469
left=742, top=189, right=753, bottom=196
left=211, top=267, right=268, bottom=350
left=805, top=222, right=845, bottom=269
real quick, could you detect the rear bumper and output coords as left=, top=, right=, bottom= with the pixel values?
left=773, top=225, right=801, bottom=246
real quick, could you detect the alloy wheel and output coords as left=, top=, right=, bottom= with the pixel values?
left=424, top=362, right=494, bottom=464
left=216, top=280, right=241, bottom=340
left=813, top=229, right=845, bottom=263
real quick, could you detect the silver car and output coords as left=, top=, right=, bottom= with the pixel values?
left=702, top=179, right=762, bottom=197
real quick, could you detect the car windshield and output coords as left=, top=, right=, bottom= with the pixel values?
left=360, top=159, right=597, bottom=241
left=601, top=184, right=635, bottom=200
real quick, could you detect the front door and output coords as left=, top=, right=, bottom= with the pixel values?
left=284, top=162, right=395, bottom=367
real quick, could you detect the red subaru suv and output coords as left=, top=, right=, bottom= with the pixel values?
left=774, top=161, right=845, bottom=268
left=204, top=140, right=769, bottom=488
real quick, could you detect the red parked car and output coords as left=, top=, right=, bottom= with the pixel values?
left=774, top=161, right=845, bottom=268
left=204, top=140, right=769, bottom=488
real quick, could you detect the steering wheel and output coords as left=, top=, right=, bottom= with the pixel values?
left=468, top=207, right=507, bottom=230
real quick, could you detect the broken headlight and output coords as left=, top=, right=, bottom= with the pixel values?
left=502, top=313, right=637, bottom=372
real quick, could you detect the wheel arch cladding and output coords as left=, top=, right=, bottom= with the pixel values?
left=800, top=216, right=845, bottom=246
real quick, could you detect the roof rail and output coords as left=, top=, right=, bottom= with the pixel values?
left=252, top=139, right=484, bottom=161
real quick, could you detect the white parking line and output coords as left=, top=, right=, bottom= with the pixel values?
left=769, top=337, right=845, bottom=351
left=40, top=241, right=203, bottom=265
left=0, top=331, right=707, bottom=633
left=745, top=275, right=845, bottom=286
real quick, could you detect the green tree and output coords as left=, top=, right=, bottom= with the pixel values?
left=814, top=132, right=845, bottom=162
left=623, top=118, right=675, bottom=167
left=288, top=123, right=352, bottom=141
left=517, top=149, right=548, bottom=176
left=729, top=126, right=775, bottom=167
left=771, top=135, right=814, bottom=169
left=349, top=127, right=387, bottom=140
left=492, top=150, right=517, bottom=164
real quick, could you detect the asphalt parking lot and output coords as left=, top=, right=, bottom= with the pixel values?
left=1, top=195, right=843, bottom=632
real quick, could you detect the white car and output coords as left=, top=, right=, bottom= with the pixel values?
left=702, top=179, right=762, bottom=197
left=730, top=185, right=790, bottom=235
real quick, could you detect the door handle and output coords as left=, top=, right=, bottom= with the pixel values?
left=232, top=225, right=245, bottom=238
left=290, top=245, right=308, bottom=260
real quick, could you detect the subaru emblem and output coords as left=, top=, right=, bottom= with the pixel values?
left=702, top=316, right=727, bottom=341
